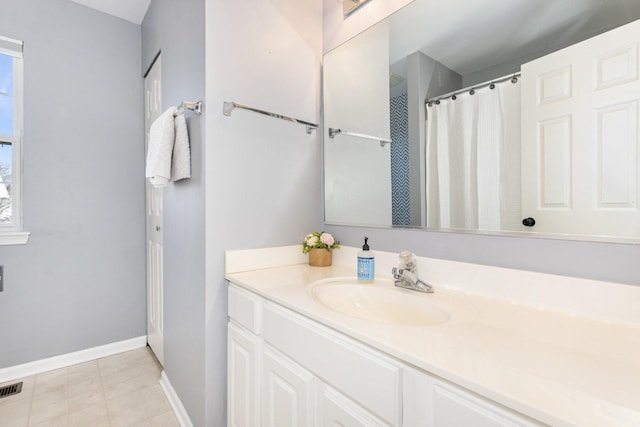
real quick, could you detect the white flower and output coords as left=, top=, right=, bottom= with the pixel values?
left=320, top=233, right=335, bottom=246
left=306, top=235, right=319, bottom=247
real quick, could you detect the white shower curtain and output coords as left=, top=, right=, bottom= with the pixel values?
left=426, top=78, right=521, bottom=231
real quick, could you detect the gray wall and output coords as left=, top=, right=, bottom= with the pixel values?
left=0, top=0, right=145, bottom=368
left=205, top=1, right=323, bottom=425
left=141, top=1, right=206, bottom=426
left=142, top=1, right=322, bottom=425
left=325, top=226, right=640, bottom=286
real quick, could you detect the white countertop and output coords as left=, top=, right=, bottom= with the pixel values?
left=225, top=246, right=640, bottom=427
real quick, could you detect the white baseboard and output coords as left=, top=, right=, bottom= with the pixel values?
left=0, top=335, right=147, bottom=383
left=159, top=370, right=194, bottom=427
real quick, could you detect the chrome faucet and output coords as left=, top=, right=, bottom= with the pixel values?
left=392, top=251, right=433, bottom=293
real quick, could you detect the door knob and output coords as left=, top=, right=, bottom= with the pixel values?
left=522, top=217, right=536, bottom=227
left=156, top=226, right=161, bottom=231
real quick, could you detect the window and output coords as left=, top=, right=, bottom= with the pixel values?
left=0, top=35, right=28, bottom=244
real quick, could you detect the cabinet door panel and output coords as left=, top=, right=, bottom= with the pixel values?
left=433, top=383, right=543, bottom=427
left=228, top=323, right=261, bottom=427
left=403, top=364, right=435, bottom=427
left=262, top=346, right=316, bottom=427
left=319, top=386, right=388, bottom=427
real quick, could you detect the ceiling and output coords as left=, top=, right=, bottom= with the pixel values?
left=69, top=0, right=640, bottom=77
left=69, top=0, right=151, bottom=24
left=388, top=0, right=640, bottom=76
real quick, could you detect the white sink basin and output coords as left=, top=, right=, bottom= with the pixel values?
left=308, top=277, right=450, bottom=326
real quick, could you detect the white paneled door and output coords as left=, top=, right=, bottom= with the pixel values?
left=144, top=56, right=164, bottom=365
left=521, top=20, right=640, bottom=238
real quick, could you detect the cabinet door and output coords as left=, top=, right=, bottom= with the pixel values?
left=228, top=323, right=261, bottom=427
left=319, top=386, right=388, bottom=427
left=403, top=364, right=435, bottom=427
left=433, top=383, right=543, bottom=427
left=262, top=346, right=315, bottom=427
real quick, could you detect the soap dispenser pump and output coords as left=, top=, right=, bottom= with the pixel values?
left=357, top=237, right=375, bottom=283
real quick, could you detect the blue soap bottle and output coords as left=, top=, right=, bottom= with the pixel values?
left=357, top=237, right=375, bottom=283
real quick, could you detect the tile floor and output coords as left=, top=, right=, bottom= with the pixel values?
left=0, top=346, right=179, bottom=427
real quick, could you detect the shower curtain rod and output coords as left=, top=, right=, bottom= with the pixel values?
left=426, top=71, right=521, bottom=106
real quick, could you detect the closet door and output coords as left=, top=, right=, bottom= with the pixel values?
left=521, top=20, right=640, bottom=239
left=144, top=55, right=164, bottom=364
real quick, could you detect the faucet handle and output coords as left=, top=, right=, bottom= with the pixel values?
left=392, top=267, right=415, bottom=279
left=391, top=267, right=402, bottom=278
left=398, top=251, right=417, bottom=273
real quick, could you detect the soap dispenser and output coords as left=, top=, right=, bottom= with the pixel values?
left=357, top=237, right=375, bottom=283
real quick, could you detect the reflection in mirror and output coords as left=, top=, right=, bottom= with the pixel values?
left=426, top=76, right=522, bottom=233
left=343, top=0, right=372, bottom=17
left=323, top=0, right=640, bottom=242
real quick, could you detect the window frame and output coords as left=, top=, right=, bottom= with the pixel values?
left=0, top=35, right=28, bottom=244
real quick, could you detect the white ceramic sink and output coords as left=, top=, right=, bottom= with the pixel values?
left=308, top=277, right=450, bottom=326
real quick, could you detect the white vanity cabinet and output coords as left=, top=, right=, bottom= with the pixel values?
left=261, top=301, right=402, bottom=426
left=228, top=283, right=398, bottom=427
left=227, top=283, right=544, bottom=427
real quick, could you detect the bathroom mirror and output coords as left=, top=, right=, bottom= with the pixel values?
left=323, top=0, right=640, bottom=243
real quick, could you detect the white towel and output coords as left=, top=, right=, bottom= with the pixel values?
left=146, top=107, right=177, bottom=187
left=145, top=106, right=192, bottom=187
left=170, top=112, right=191, bottom=182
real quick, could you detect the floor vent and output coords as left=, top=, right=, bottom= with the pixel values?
left=0, top=382, right=23, bottom=399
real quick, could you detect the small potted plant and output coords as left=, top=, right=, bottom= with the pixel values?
left=302, top=231, right=340, bottom=267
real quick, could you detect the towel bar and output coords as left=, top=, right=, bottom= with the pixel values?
left=328, top=128, right=392, bottom=147
left=178, top=101, right=203, bottom=116
left=223, top=101, right=318, bottom=134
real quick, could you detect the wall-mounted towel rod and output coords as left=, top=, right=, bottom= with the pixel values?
left=177, top=101, right=203, bottom=116
left=223, top=101, right=318, bottom=134
left=328, top=128, right=392, bottom=147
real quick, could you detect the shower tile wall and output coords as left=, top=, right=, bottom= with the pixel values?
left=390, top=92, right=410, bottom=226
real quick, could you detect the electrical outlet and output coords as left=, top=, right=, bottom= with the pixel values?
left=0, top=265, right=3, bottom=292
